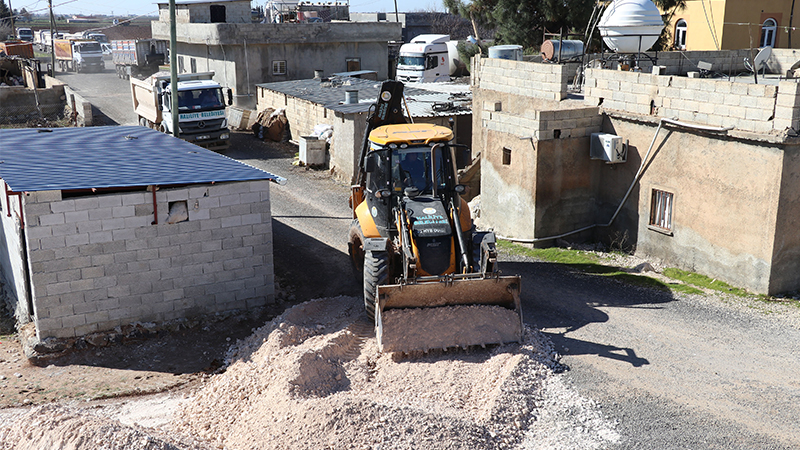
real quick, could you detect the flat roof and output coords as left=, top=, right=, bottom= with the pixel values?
left=0, top=126, right=279, bottom=192
left=257, top=77, right=471, bottom=118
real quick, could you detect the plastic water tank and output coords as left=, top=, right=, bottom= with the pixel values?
left=488, top=45, right=523, bottom=61
left=597, top=0, right=665, bottom=53
left=540, top=40, right=585, bottom=62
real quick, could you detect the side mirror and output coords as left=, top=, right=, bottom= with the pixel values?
left=227, top=88, right=233, bottom=106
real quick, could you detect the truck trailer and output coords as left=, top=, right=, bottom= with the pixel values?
left=111, top=39, right=167, bottom=79
left=53, top=39, right=105, bottom=72
left=131, top=71, right=231, bottom=151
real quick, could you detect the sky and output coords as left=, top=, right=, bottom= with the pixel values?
left=11, top=0, right=447, bottom=18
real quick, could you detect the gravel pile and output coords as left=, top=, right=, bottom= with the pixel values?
left=171, top=296, right=617, bottom=450
left=0, top=296, right=620, bottom=449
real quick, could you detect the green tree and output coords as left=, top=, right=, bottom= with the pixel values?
left=652, top=0, right=687, bottom=50
left=0, top=0, right=11, bottom=26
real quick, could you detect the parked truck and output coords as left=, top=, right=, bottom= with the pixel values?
left=35, top=30, right=63, bottom=52
left=130, top=71, right=231, bottom=150
left=54, top=38, right=105, bottom=72
left=111, top=39, right=167, bottom=79
left=395, top=34, right=467, bottom=83
left=16, top=27, right=34, bottom=42
left=0, top=41, right=34, bottom=59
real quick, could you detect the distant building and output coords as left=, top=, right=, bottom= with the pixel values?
left=662, top=0, right=800, bottom=50
left=152, top=0, right=400, bottom=108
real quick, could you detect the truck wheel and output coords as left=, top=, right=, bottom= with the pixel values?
left=363, top=249, right=388, bottom=322
left=139, top=117, right=148, bottom=128
left=348, top=220, right=365, bottom=273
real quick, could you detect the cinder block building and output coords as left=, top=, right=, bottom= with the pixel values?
left=473, top=51, right=800, bottom=295
left=152, top=0, right=401, bottom=108
left=0, top=126, right=280, bottom=343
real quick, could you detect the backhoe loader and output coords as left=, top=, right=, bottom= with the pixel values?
left=348, top=80, right=523, bottom=353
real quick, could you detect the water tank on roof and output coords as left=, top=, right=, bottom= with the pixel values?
left=488, top=45, right=523, bottom=61
left=540, top=39, right=584, bottom=62
left=598, top=0, right=665, bottom=53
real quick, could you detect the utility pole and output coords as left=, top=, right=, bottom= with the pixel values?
left=48, top=0, right=56, bottom=75
left=169, top=0, right=179, bottom=138
left=8, top=0, right=14, bottom=36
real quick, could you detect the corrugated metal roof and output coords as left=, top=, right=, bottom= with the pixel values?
left=0, top=126, right=280, bottom=192
left=256, top=77, right=472, bottom=118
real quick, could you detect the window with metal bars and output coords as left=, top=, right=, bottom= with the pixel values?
left=649, top=189, right=673, bottom=232
left=273, top=60, right=286, bottom=75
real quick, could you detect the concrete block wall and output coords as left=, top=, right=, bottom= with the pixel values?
left=159, top=1, right=250, bottom=23
left=584, top=68, right=788, bottom=134
left=257, top=87, right=334, bottom=143
left=63, top=85, right=93, bottom=126
left=0, top=85, right=65, bottom=123
left=23, top=181, right=274, bottom=340
left=485, top=107, right=602, bottom=141
left=586, top=50, right=751, bottom=76
left=473, top=55, right=570, bottom=101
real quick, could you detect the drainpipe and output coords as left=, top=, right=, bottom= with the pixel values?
left=5, top=184, right=34, bottom=321
left=498, top=118, right=733, bottom=244
left=791, top=0, right=796, bottom=48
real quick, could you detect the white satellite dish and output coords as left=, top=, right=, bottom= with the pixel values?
left=754, top=46, right=772, bottom=71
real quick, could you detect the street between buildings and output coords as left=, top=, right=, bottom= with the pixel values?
left=57, top=68, right=800, bottom=449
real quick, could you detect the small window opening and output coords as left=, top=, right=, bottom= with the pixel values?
left=190, top=58, right=197, bottom=73
left=273, top=60, right=287, bottom=75
left=165, top=201, right=189, bottom=224
left=502, top=147, right=512, bottom=165
left=649, top=189, right=673, bottom=232
left=553, top=129, right=561, bottom=139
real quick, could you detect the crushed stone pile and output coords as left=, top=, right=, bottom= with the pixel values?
left=0, top=404, right=207, bottom=450
left=0, top=296, right=620, bottom=449
left=171, top=296, right=566, bottom=450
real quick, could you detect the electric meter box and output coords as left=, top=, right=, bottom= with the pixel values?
left=590, top=133, right=626, bottom=163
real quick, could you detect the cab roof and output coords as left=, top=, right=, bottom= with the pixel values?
left=369, top=123, right=453, bottom=146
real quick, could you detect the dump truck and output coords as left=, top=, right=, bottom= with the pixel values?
left=111, top=39, right=167, bottom=79
left=396, top=34, right=467, bottom=83
left=53, top=38, right=105, bottom=72
left=130, top=71, right=231, bottom=150
left=34, top=30, right=62, bottom=52
left=348, top=80, right=523, bottom=353
left=0, top=41, right=34, bottom=59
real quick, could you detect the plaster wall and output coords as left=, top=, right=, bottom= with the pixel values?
left=609, top=119, right=783, bottom=294
left=331, top=111, right=368, bottom=184
left=770, top=144, right=800, bottom=293
left=158, top=1, right=251, bottom=24
left=23, top=181, right=275, bottom=340
left=0, top=188, right=31, bottom=325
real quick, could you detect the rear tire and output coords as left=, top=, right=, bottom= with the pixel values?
left=363, top=249, right=388, bottom=322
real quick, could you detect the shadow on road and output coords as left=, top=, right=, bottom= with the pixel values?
left=502, top=259, right=676, bottom=368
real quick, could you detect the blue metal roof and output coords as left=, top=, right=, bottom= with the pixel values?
left=0, top=126, right=280, bottom=192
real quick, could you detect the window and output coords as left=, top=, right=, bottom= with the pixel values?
left=675, top=19, right=687, bottom=50
left=210, top=4, right=226, bottom=23
left=649, top=189, right=674, bottom=232
left=190, top=57, right=197, bottom=73
left=273, top=60, right=286, bottom=75
left=425, top=55, right=439, bottom=70
left=346, top=57, right=361, bottom=72
left=760, top=18, right=777, bottom=48
left=178, top=56, right=185, bottom=73
left=502, top=147, right=512, bottom=165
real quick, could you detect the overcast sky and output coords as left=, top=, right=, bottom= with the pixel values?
left=14, top=0, right=446, bottom=18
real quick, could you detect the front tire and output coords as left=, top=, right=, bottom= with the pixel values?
left=363, top=250, right=388, bottom=322
left=348, top=219, right=365, bottom=273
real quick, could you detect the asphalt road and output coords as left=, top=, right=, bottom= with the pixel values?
left=70, top=69, right=800, bottom=449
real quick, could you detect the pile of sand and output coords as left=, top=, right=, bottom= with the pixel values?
left=0, top=296, right=619, bottom=449
left=170, top=296, right=562, bottom=450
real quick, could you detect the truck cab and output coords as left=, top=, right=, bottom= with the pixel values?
left=16, top=28, right=33, bottom=42
left=161, top=79, right=230, bottom=150
left=396, top=34, right=451, bottom=83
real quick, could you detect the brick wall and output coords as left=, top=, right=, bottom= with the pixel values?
left=583, top=68, right=793, bottom=134
left=23, top=181, right=274, bottom=340
left=484, top=105, right=602, bottom=141
left=472, top=55, right=570, bottom=101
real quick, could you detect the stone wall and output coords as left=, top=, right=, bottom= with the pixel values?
left=23, top=181, right=274, bottom=340
left=583, top=68, right=796, bottom=134
left=257, top=88, right=334, bottom=143
left=472, top=55, right=570, bottom=101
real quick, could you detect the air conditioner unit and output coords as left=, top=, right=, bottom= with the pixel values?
left=590, top=133, right=626, bottom=163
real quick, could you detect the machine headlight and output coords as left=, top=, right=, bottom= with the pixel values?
left=220, top=133, right=230, bottom=140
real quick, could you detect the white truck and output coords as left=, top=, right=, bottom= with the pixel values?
left=16, top=27, right=33, bottom=42
left=35, top=30, right=63, bottom=52
left=395, top=34, right=467, bottom=83
left=54, top=38, right=105, bottom=72
left=112, top=39, right=167, bottom=79
left=131, top=71, right=231, bottom=150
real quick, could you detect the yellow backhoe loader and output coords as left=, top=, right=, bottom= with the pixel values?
left=348, top=80, right=523, bottom=353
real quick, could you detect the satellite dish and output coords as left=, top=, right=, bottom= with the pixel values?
left=753, top=46, right=772, bottom=71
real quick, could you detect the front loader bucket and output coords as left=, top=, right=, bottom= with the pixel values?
left=376, top=275, right=523, bottom=353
